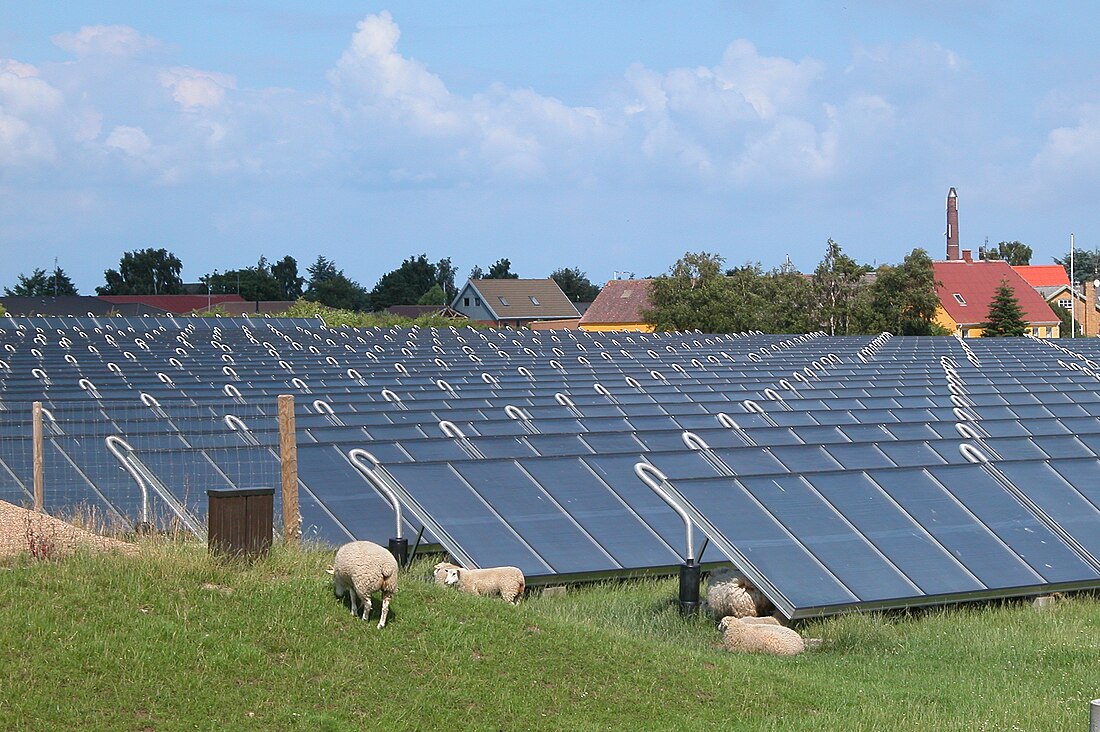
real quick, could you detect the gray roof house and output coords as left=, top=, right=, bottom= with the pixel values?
left=450, top=279, right=580, bottom=327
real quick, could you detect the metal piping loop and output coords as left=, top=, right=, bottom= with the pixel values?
left=633, top=463, right=695, bottom=562
left=347, top=449, right=403, bottom=538
left=438, top=420, right=467, bottom=439
left=742, top=399, right=766, bottom=415
left=504, top=404, right=530, bottom=421
left=959, top=443, right=990, bottom=464
left=716, top=412, right=740, bottom=429
left=681, top=431, right=711, bottom=451
left=105, top=435, right=150, bottom=526
left=554, top=392, right=576, bottom=409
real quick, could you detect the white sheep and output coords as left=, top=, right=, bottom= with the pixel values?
left=433, top=561, right=525, bottom=604
left=705, top=566, right=772, bottom=620
left=327, top=541, right=398, bottom=628
left=719, top=615, right=805, bottom=656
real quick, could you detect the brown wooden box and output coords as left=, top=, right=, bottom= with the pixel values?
left=207, top=487, right=274, bottom=559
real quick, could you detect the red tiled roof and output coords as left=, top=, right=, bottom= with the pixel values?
left=1012, top=265, right=1070, bottom=288
left=99, top=294, right=246, bottom=315
left=579, top=280, right=654, bottom=325
left=933, top=260, right=1058, bottom=326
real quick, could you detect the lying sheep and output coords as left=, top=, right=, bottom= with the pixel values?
left=705, top=566, right=772, bottom=620
left=327, top=541, right=398, bottom=628
left=434, top=561, right=525, bottom=604
left=719, top=615, right=805, bottom=656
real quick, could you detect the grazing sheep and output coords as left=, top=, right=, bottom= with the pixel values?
left=327, top=541, right=398, bottom=628
left=436, top=562, right=525, bottom=604
left=719, top=615, right=805, bottom=656
left=705, top=566, right=772, bottom=619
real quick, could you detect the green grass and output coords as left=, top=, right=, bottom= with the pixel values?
left=2, top=543, right=1098, bottom=731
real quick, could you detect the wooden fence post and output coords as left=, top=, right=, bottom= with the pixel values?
left=32, top=401, right=44, bottom=512
left=278, top=394, right=300, bottom=547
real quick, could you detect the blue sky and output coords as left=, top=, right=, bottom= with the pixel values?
left=3, top=2, right=1100, bottom=293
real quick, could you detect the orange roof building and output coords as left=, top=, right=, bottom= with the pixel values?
left=579, top=280, right=655, bottom=332
left=1011, top=265, right=1071, bottom=288
left=933, top=257, right=1059, bottom=338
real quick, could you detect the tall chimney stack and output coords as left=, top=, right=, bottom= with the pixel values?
left=946, top=187, right=960, bottom=260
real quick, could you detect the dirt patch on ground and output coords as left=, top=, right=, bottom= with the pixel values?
left=0, top=500, right=137, bottom=559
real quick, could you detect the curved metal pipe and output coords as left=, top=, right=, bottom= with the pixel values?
left=438, top=420, right=467, bottom=439
left=634, top=463, right=694, bottom=562
left=959, top=443, right=990, bottom=464
left=504, top=404, right=530, bottom=421
left=105, top=435, right=149, bottom=526
left=742, top=399, right=766, bottom=415
left=716, top=412, right=740, bottom=430
left=681, top=431, right=711, bottom=451
left=347, top=449, right=403, bottom=538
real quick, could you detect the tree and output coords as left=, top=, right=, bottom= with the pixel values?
left=417, top=284, right=446, bottom=306
left=5, top=266, right=78, bottom=296
left=811, top=239, right=866, bottom=335
left=435, top=257, right=458, bottom=300
left=486, top=258, right=519, bottom=279
left=271, top=255, right=304, bottom=300
left=469, top=265, right=485, bottom=280
left=1054, top=249, right=1100, bottom=286
left=97, top=248, right=183, bottom=295
left=980, top=240, right=1032, bottom=266
left=980, top=279, right=1028, bottom=336
left=550, top=267, right=601, bottom=302
left=858, top=248, right=941, bottom=335
left=645, top=251, right=731, bottom=332
left=303, top=255, right=368, bottom=310
left=367, top=254, right=439, bottom=311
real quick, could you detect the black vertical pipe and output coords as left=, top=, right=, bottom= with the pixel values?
left=678, top=559, right=701, bottom=615
left=388, top=537, right=409, bottom=567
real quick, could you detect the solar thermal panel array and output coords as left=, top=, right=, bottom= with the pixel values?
left=3, top=316, right=1100, bottom=617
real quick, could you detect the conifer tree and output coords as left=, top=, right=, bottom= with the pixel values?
left=980, top=280, right=1028, bottom=337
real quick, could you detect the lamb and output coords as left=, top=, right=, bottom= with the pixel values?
left=719, top=615, right=805, bottom=656
left=434, top=561, right=525, bottom=604
left=705, top=566, right=772, bottom=620
left=327, top=541, right=398, bottom=628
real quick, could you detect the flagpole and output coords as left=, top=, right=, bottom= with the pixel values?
left=1071, top=233, right=1076, bottom=338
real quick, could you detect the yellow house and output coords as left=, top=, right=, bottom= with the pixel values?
left=579, top=279, right=656, bottom=332
left=932, top=258, right=1060, bottom=338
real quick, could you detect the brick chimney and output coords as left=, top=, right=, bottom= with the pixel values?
left=961, top=249, right=972, bottom=263
left=1085, top=280, right=1099, bottom=337
left=946, top=187, right=960, bottom=260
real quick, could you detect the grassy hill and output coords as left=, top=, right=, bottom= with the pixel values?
left=1, top=542, right=1098, bottom=731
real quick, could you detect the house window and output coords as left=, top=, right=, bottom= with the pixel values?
left=475, top=297, right=481, bottom=306
left=1058, top=298, right=1072, bottom=309
left=953, top=294, right=967, bottom=305
left=463, top=297, right=470, bottom=306
left=498, top=296, right=509, bottom=306
left=529, top=296, right=540, bottom=305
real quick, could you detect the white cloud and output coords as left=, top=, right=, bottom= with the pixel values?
left=105, top=125, right=152, bottom=156
left=160, top=67, right=237, bottom=109
left=0, top=109, right=55, bottom=165
left=1030, top=106, right=1100, bottom=191
left=0, top=59, right=63, bottom=165
left=52, top=25, right=158, bottom=57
